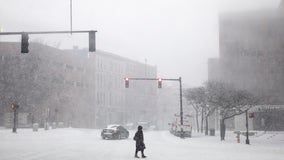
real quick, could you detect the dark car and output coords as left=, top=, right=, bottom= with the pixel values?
left=101, top=124, right=129, bottom=139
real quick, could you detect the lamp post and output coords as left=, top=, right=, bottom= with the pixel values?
left=245, top=110, right=250, bottom=144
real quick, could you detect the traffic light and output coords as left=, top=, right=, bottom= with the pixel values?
left=248, top=112, right=254, bottom=118
left=10, top=103, right=19, bottom=110
left=158, top=78, right=162, bottom=88
left=125, top=77, right=129, bottom=88
left=21, top=33, right=29, bottom=53
left=89, top=31, right=96, bottom=52
left=10, top=103, right=15, bottom=110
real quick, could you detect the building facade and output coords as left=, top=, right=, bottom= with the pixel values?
left=0, top=42, right=157, bottom=128
left=208, top=5, right=284, bottom=131
left=88, top=49, right=157, bottom=128
left=216, top=8, right=284, bottom=104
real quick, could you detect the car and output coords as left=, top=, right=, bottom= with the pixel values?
left=101, top=124, right=129, bottom=140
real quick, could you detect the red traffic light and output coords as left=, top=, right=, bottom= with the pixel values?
left=10, top=103, right=15, bottom=110
left=125, top=77, right=129, bottom=88
left=248, top=112, right=254, bottom=118
left=158, top=78, right=162, bottom=88
left=10, top=103, right=19, bottom=110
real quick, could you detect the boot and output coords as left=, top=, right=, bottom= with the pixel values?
left=135, top=150, right=139, bottom=158
left=141, top=150, right=146, bottom=158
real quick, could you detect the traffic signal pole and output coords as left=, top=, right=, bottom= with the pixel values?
left=0, top=30, right=97, bottom=53
left=125, top=76, right=184, bottom=137
left=0, top=30, right=96, bottom=35
left=179, top=77, right=183, bottom=126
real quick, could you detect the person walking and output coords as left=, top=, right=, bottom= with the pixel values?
left=133, top=125, right=146, bottom=158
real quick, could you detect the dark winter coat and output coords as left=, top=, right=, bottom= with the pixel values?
left=133, top=130, right=145, bottom=151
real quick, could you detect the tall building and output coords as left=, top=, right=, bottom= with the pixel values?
left=0, top=42, right=157, bottom=128
left=212, top=7, right=284, bottom=104
left=208, top=3, right=284, bottom=131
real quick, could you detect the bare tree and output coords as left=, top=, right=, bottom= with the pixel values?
left=184, top=85, right=217, bottom=135
left=201, top=102, right=216, bottom=135
left=207, top=81, right=258, bottom=141
left=184, top=87, right=206, bottom=133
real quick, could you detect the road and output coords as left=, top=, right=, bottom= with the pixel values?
left=0, top=128, right=283, bottom=160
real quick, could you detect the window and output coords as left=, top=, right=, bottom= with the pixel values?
left=65, top=64, right=74, bottom=70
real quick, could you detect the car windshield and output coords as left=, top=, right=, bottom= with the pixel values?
left=1, top=0, right=284, bottom=160
left=104, top=129, right=114, bottom=132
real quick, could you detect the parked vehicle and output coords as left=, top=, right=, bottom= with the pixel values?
left=101, top=124, right=129, bottom=139
left=170, top=114, right=192, bottom=138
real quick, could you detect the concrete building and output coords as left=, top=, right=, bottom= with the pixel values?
left=208, top=3, right=284, bottom=131
left=216, top=7, right=284, bottom=104
left=0, top=42, right=157, bottom=128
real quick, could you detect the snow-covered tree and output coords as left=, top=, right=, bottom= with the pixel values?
left=207, top=81, right=259, bottom=140
left=184, top=86, right=216, bottom=134
left=184, top=87, right=208, bottom=133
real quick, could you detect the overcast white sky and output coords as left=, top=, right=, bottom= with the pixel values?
left=0, top=0, right=281, bottom=87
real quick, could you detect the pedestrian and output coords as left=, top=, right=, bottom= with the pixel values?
left=133, top=125, right=146, bottom=158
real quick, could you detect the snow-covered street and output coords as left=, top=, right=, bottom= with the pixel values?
left=0, top=128, right=283, bottom=160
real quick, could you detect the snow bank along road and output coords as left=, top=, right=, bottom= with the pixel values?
left=0, top=128, right=283, bottom=160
